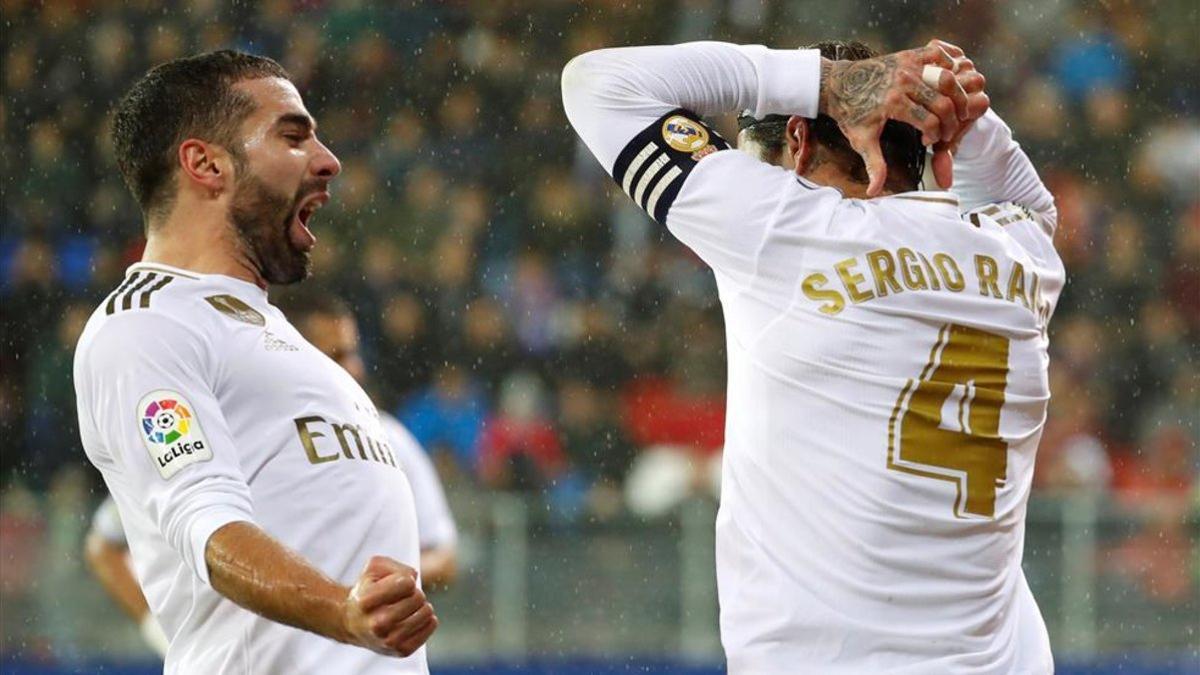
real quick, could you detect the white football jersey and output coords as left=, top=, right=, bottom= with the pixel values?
left=89, top=417, right=456, bottom=552
left=564, top=43, right=1063, bottom=673
left=74, top=262, right=427, bottom=675
left=380, top=413, right=457, bottom=552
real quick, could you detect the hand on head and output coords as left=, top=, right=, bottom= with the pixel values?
left=924, top=39, right=990, bottom=191
left=821, top=38, right=990, bottom=196
left=344, top=556, right=438, bottom=657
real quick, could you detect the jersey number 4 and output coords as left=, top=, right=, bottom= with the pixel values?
left=887, top=323, right=1010, bottom=519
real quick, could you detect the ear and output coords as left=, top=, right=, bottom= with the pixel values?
left=178, top=139, right=232, bottom=197
left=786, top=115, right=811, bottom=176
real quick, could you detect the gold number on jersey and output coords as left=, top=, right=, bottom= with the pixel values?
left=887, top=323, right=1010, bottom=518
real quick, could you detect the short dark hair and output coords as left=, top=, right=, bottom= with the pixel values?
left=111, top=50, right=290, bottom=219
left=738, top=40, right=925, bottom=193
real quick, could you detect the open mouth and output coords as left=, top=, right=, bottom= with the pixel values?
left=288, top=193, right=328, bottom=252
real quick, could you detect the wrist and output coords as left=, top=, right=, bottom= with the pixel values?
left=335, top=585, right=359, bottom=647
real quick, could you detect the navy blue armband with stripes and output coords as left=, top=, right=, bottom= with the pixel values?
left=611, top=109, right=730, bottom=225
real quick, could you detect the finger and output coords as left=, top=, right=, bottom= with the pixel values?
left=927, top=39, right=965, bottom=60
left=393, top=612, right=438, bottom=657
left=935, top=66, right=970, bottom=120
left=384, top=603, right=435, bottom=652
left=357, top=573, right=418, bottom=614
left=916, top=44, right=956, bottom=71
left=925, top=40, right=973, bottom=75
left=366, top=588, right=427, bottom=637
left=918, top=66, right=969, bottom=122
left=362, top=555, right=403, bottom=580
left=931, top=144, right=954, bottom=189
left=904, top=75, right=960, bottom=141
left=890, top=103, right=941, bottom=146
left=845, top=125, right=887, bottom=197
left=965, top=91, right=990, bottom=122
left=956, top=69, right=986, bottom=96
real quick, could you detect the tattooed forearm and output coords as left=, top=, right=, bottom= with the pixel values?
left=821, top=55, right=899, bottom=126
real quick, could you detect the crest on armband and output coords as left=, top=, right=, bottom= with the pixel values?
left=612, top=109, right=729, bottom=225
left=662, top=115, right=710, bottom=153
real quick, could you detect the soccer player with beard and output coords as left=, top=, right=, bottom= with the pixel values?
left=73, top=51, right=436, bottom=673
left=564, top=39, right=1059, bottom=672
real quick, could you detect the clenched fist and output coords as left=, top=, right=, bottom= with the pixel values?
left=343, top=556, right=438, bottom=657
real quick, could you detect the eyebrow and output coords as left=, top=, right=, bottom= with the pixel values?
left=274, top=112, right=317, bottom=133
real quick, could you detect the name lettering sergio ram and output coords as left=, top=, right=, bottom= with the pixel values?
left=801, top=247, right=1053, bottom=331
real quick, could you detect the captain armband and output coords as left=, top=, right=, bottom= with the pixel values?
left=611, top=109, right=730, bottom=225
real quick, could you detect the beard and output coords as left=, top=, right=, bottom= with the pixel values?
left=229, top=169, right=320, bottom=286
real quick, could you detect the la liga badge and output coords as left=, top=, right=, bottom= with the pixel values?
left=138, top=390, right=212, bottom=479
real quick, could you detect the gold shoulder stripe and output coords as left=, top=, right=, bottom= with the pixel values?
left=104, top=271, right=177, bottom=314
left=122, top=272, right=160, bottom=312
left=139, top=275, right=175, bottom=308
left=894, top=195, right=959, bottom=206
left=105, top=272, right=142, bottom=315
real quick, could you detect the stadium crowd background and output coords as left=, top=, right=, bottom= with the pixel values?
left=0, top=0, right=1196, bottom=669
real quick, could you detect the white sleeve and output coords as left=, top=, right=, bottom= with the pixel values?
left=75, top=312, right=255, bottom=586
left=90, top=495, right=128, bottom=545
left=562, top=43, right=835, bottom=281
left=950, top=109, right=1057, bottom=232
left=384, top=418, right=457, bottom=550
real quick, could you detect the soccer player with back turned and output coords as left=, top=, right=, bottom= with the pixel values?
left=564, top=37, right=1061, bottom=673
left=74, top=52, right=437, bottom=673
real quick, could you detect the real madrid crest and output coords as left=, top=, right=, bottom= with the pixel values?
left=661, top=115, right=710, bottom=153
left=205, top=294, right=266, bottom=326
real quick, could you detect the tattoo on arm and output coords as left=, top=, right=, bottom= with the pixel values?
left=823, top=55, right=899, bottom=126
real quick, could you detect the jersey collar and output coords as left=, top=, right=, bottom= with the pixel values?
left=887, top=191, right=960, bottom=208
left=127, top=262, right=269, bottom=300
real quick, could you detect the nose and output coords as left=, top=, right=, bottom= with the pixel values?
left=312, top=139, right=342, bottom=180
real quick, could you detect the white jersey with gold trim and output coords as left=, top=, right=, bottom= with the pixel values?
left=74, top=262, right=427, bottom=675
left=380, top=413, right=457, bottom=552
left=564, top=43, right=1062, bottom=673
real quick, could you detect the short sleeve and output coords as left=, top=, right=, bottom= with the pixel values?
left=75, top=312, right=255, bottom=585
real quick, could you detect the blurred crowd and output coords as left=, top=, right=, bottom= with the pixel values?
left=1, top=0, right=1197, bottom=634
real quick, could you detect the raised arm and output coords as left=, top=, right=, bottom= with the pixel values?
left=562, top=41, right=973, bottom=198
left=561, top=42, right=821, bottom=172
left=950, top=109, right=1058, bottom=229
